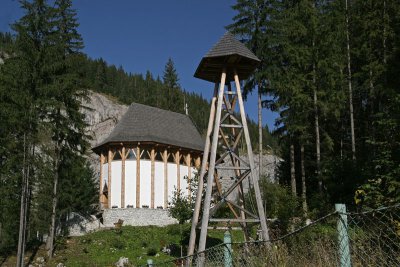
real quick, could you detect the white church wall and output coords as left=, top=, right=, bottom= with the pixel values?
left=111, top=161, right=122, bottom=208
left=125, top=160, right=136, bottom=208
left=154, top=161, right=164, bottom=208
left=140, top=160, right=151, bottom=207
left=167, top=163, right=178, bottom=204
left=102, top=163, right=108, bottom=189
left=181, top=166, right=189, bottom=196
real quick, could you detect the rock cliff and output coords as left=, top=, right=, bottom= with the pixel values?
left=83, top=92, right=128, bottom=176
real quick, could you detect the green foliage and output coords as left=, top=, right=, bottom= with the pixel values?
left=0, top=0, right=96, bottom=256
left=228, top=0, right=400, bottom=212
left=168, top=188, right=192, bottom=225
left=146, top=247, right=157, bottom=256
left=258, top=179, right=300, bottom=233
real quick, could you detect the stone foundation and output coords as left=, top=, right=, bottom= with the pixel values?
left=102, top=208, right=178, bottom=227
left=67, top=208, right=177, bottom=236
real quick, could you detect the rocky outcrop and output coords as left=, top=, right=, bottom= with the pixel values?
left=82, top=92, right=128, bottom=175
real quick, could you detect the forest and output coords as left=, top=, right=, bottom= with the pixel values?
left=0, top=0, right=399, bottom=264
left=227, top=0, right=400, bottom=216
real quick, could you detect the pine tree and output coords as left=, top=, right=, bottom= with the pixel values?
left=8, top=1, right=55, bottom=264
left=162, top=58, right=180, bottom=111
left=163, top=57, right=179, bottom=89
left=44, top=0, right=90, bottom=258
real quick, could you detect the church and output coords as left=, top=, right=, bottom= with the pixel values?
left=92, top=103, right=204, bottom=211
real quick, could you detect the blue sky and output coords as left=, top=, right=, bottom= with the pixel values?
left=0, top=0, right=278, bottom=130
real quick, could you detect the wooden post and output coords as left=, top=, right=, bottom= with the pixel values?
left=176, top=150, right=180, bottom=191
left=121, top=147, right=126, bottom=208
left=108, top=149, right=113, bottom=209
left=195, top=156, right=201, bottom=169
left=99, top=153, right=104, bottom=207
left=151, top=148, right=155, bottom=209
left=198, top=69, right=226, bottom=253
left=163, top=149, right=168, bottom=208
left=186, top=153, right=191, bottom=199
left=235, top=70, right=270, bottom=242
left=188, top=84, right=218, bottom=256
left=136, top=145, right=140, bottom=208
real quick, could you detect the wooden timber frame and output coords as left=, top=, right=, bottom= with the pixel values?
left=98, top=143, right=202, bottom=210
left=187, top=69, right=271, bottom=257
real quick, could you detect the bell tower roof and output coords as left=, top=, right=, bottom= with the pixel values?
left=194, top=32, right=260, bottom=83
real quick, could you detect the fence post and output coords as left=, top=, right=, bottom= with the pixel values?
left=224, top=230, right=233, bottom=267
left=335, top=203, right=351, bottom=267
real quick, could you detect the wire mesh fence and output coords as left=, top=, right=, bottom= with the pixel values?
left=345, top=204, right=400, bottom=267
left=146, top=204, right=400, bottom=267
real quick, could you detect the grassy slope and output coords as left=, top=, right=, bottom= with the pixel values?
left=1, top=224, right=245, bottom=267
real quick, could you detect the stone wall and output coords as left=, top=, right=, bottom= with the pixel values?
left=67, top=208, right=178, bottom=236
left=102, top=208, right=178, bottom=227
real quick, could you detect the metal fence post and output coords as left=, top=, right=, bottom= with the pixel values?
left=224, top=230, right=233, bottom=267
left=335, top=203, right=351, bottom=267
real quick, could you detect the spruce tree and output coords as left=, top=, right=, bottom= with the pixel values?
left=44, top=0, right=91, bottom=257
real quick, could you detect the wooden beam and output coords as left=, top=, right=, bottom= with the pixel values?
left=163, top=149, right=168, bottom=208
left=136, top=146, right=140, bottom=208
left=99, top=153, right=104, bottom=208
left=195, top=156, right=201, bottom=169
left=108, top=149, right=113, bottom=209
left=198, top=68, right=226, bottom=253
left=188, top=83, right=218, bottom=256
left=176, top=150, right=180, bottom=192
left=186, top=153, right=191, bottom=200
left=121, top=147, right=126, bottom=208
left=235, top=70, right=270, bottom=242
left=150, top=148, right=155, bottom=209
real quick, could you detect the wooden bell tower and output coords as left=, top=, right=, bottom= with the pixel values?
left=188, top=32, right=270, bottom=256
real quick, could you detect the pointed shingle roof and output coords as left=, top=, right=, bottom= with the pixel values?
left=93, top=103, right=204, bottom=153
left=194, top=32, right=260, bottom=83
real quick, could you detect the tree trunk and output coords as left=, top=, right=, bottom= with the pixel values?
left=312, top=60, right=322, bottom=191
left=300, top=144, right=308, bottom=215
left=258, top=86, right=263, bottom=180
left=16, top=133, right=28, bottom=267
left=290, top=143, right=296, bottom=196
left=346, top=0, right=356, bottom=160
left=46, top=143, right=60, bottom=258
left=383, top=0, right=387, bottom=66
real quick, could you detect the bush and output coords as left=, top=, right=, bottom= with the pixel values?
left=248, top=179, right=300, bottom=234
left=147, top=247, right=157, bottom=256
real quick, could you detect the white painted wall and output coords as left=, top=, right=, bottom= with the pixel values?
left=181, top=166, right=189, bottom=195
left=154, top=162, right=164, bottom=208
left=111, top=161, right=122, bottom=208
left=140, top=160, right=151, bottom=207
left=105, top=159, right=195, bottom=209
left=102, top=163, right=108, bottom=189
left=125, top=161, right=136, bottom=208
left=167, top=163, right=178, bottom=205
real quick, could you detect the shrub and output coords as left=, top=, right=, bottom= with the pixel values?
left=147, top=247, right=157, bottom=256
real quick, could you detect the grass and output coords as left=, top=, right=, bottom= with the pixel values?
left=1, top=223, right=247, bottom=267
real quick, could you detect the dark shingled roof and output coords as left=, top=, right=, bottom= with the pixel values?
left=93, top=103, right=204, bottom=152
left=194, top=32, right=260, bottom=83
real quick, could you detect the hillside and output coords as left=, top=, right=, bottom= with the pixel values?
left=1, top=224, right=245, bottom=267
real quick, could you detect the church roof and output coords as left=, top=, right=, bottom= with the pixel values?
left=194, top=32, right=260, bottom=83
left=93, top=103, right=204, bottom=153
